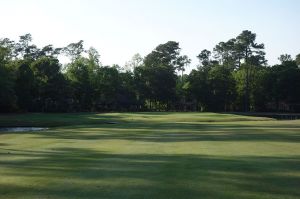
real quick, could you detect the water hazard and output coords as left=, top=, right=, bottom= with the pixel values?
left=0, top=127, right=48, bottom=132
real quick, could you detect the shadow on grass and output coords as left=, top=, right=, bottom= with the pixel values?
left=27, top=122, right=300, bottom=143
left=0, top=112, right=275, bottom=128
left=227, top=112, right=300, bottom=120
left=0, top=147, right=299, bottom=199
left=0, top=113, right=124, bottom=127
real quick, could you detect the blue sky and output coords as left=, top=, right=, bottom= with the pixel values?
left=1, top=0, right=299, bottom=69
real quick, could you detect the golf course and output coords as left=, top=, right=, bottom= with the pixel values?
left=0, top=112, right=299, bottom=199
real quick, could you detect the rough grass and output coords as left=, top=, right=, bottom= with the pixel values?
left=0, top=112, right=299, bottom=199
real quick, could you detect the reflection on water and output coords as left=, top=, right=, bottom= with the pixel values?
left=0, top=127, right=48, bottom=132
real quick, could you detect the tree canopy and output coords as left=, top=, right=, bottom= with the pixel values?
left=0, top=31, right=299, bottom=113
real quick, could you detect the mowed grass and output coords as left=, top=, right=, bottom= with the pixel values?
left=0, top=112, right=299, bottom=199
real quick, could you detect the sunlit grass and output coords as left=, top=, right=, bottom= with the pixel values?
left=0, top=113, right=299, bottom=199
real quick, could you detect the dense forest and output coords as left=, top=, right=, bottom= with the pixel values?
left=1, top=30, right=300, bottom=113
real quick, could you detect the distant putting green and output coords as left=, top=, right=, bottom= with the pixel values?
left=0, top=112, right=299, bottom=199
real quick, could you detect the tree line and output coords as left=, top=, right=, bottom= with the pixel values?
left=1, top=30, right=300, bottom=113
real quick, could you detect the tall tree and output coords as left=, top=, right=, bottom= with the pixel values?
left=278, top=54, right=292, bottom=63
left=65, top=57, right=92, bottom=111
left=208, top=65, right=236, bottom=111
left=235, top=30, right=266, bottom=111
left=187, top=69, right=210, bottom=111
left=0, top=46, right=17, bottom=112
left=197, top=49, right=212, bottom=69
left=125, top=53, right=143, bottom=72
left=296, top=53, right=300, bottom=66
left=213, top=39, right=237, bottom=68
left=31, top=56, right=70, bottom=112
left=16, top=33, right=39, bottom=59
left=14, top=60, right=35, bottom=111
left=142, top=41, right=181, bottom=110
left=176, top=55, right=191, bottom=81
left=63, top=40, right=85, bottom=61
left=39, top=45, right=62, bottom=58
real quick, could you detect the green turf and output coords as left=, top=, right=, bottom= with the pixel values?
left=0, top=112, right=299, bottom=199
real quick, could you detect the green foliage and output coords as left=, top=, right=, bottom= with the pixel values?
left=14, top=60, right=35, bottom=110
left=296, top=54, right=300, bottom=66
left=208, top=65, right=236, bottom=111
left=30, top=57, right=71, bottom=112
left=65, top=57, right=93, bottom=110
left=0, top=32, right=299, bottom=112
left=197, top=49, right=212, bottom=68
left=125, top=53, right=143, bottom=72
left=187, top=69, right=210, bottom=111
left=138, top=41, right=182, bottom=109
left=63, top=40, right=85, bottom=61
left=0, top=47, right=17, bottom=111
left=269, top=61, right=300, bottom=111
left=279, top=54, right=293, bottom=63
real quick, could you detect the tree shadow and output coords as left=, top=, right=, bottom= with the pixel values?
left=227, top=112, right=300, bottom=120
left=0, top=147, right=299, bottom=199
left=0, top=113, right=124, bottom=127
left=0, top=112, right=277, bottom=128
left=29, top=122, right=300, bottom=143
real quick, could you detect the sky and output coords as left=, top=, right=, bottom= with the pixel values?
left=0, top=0, right=299, bottom=70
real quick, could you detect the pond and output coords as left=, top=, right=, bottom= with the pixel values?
left=0, top=127, right=48, bottom=132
